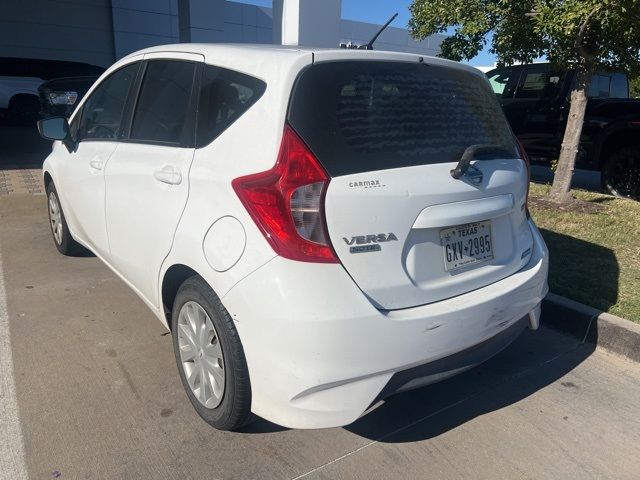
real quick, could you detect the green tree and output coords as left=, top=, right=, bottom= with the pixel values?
left=631, top=75, right=640, bottom=98
left=409, top=0, right=640, bottom=203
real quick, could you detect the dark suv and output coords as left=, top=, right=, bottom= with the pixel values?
left=487, top=63, right=640, bottom=199
left=38, top=76, right=100, bottom=119
left=0, top=58, right=103, bottom=124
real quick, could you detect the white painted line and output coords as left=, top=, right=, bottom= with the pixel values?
left=0, top=249, right=28, bottom=480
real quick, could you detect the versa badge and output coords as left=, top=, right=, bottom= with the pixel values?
left=343, top=233, right=398, bottom=254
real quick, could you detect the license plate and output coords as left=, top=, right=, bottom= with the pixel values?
left=440, top=221, right=493, bottom=272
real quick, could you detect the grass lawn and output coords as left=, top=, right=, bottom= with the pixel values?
left=528, top=183, right=640, bottom=322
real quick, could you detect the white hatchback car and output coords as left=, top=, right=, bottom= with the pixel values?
left=38, top=44, right=548, bottom=431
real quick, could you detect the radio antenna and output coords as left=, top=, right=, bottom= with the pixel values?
left=361, top=13, right=398, bottom=50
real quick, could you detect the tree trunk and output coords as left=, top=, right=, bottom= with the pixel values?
left=548, top=67, right=592, bottom=203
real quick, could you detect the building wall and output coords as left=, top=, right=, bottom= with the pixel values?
left=0, top=0, right=443, bottom=69
left=272, top=0, right=342, bottom=48
left=340, top=20, right=442, bottom=56
left=0, top=0, right=115, bottom=67
left=111, top=0, right=180, bottom=60
left=224, top=1, right=275, bottom=44
left=112, top=1, right=273, bottom=53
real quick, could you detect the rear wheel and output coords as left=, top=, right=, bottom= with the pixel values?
left=171, top=276, right=251, bottom=431
left=45, top=182, right=83, bottom=256
left=602, top=146, right=640, bottom=200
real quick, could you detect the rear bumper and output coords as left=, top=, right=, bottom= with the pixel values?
left=373, top=313, right=530, bottom=405
left=223, top=219, right=548, bottom=429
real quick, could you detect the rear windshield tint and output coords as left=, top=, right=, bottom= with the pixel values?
left=288, top=61, right=517, bottom=177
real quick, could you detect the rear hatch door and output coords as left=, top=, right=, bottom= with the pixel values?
left=288, top=59, right=533, bottom=310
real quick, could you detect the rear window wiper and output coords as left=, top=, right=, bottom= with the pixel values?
left=450, top=144, right=514, bottom=180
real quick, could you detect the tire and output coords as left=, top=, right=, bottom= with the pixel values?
left=45, top=182, right=83, bottom=256
left=602, top=146, right=640, bottom=200
left=171, top=276, right=251, bottom=431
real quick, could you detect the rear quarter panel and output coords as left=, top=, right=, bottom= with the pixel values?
left=159, top=52, right=314, bottom=312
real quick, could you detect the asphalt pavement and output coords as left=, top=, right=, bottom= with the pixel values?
left=1, top=194, right=639, bottom=480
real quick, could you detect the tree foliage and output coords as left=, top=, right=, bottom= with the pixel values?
left=631, top=75, right=640, bottom=98
left=409, top=0, right=640, bottom=203
left=409, top=0, right=640, bottom=74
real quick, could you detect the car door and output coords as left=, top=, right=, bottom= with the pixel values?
left=574, top=73, right=614, bottom=168
left=486, top=66, right=521, bottom=125
left=512, top=65, right=566, bottom=159
left=103, top=53, right=202, bottom=307
left=56, top=61, right=141, bottom=257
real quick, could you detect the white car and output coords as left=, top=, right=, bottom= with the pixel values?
left=38, top=44, right=548, bottom=431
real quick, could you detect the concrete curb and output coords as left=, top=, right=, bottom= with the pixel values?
left=542, top=293, right=640, bottom=363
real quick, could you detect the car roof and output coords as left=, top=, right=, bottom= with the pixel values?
left=487, top=62, right=552, bottom=73
left=120, top=43, right=485, bottom=79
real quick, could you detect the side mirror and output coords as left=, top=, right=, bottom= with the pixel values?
left=37, top=117, right=70, bottom=141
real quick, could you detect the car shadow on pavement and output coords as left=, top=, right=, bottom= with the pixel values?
left=240, top=417, right=290, bottom=434
left=70, top=247, right=96, bottom=258
left=347, top=229, right=615, bottom=443
left=344, top=326, right=597, bottom=443
left=0, top=119, right=51, bottom=170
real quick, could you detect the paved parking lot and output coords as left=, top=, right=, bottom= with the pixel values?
left=0, top=122, right=48, bottom=196
left=0, top=169, right=44, bottom=196
left=1, top=193, right=640, bottom=479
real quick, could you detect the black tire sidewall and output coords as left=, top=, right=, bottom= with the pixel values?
left=602, top=146, right=640, bottom=199
left=171, top=276, right=251, bottom=431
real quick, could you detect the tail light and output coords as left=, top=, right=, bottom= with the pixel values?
left=516, top=138, right=531, bottom=217
left=232, top=125, right=338, bottom=263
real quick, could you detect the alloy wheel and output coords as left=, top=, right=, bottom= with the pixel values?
left=48, top=191, right=63, bottom=245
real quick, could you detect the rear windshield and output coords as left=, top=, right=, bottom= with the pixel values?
left=288, top=61, right=517, bottom=177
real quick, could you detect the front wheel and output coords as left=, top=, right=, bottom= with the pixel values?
left=45, top=182, right=83, bottom=255
left=171, top=276, right=251, bottom=431
left=602, top=146, right=640, bottom=200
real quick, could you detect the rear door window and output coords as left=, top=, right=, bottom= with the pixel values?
left=196, top=64, right=266, bottom=147
left=514, top=67, right=562, bottom=99
left=589, top=74, right=612, bottom=98
left=288, top=61, right=517, bottom=177
left=487, top=68, right=518, bottom=98
left=130, top=60, right=197, bottom=145
left=610, top=73, right=629, bottom=98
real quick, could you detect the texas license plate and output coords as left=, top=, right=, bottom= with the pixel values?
left=440, top=221, right=493, bottom=272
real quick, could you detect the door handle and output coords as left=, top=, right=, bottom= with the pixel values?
left=89, top=160, right=103, bottom=170
left=153, top=166, right=182, bottom=185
